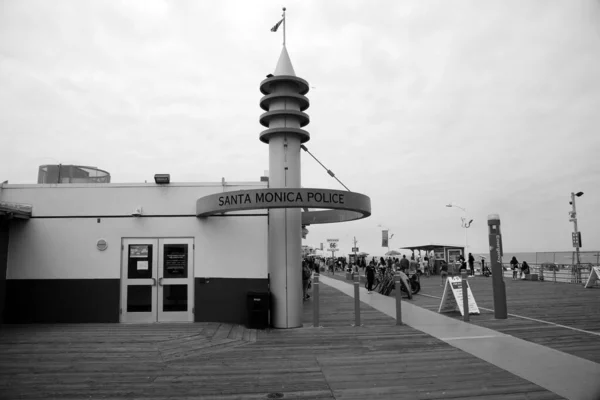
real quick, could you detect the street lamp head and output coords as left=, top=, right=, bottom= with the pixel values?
left=576, top=192, right=584, bottom=197
left=446, top=204, right=452, bottom=208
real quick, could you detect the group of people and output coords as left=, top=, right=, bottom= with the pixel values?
left=301, top=252, right=504, bottom=300
left=455, top=253, right=476, bottom=276
left=365, top=254, right=432, bottom=275
left=365, top=256, right=413, bottom=294
left=510, top=256, right=531, bottom=280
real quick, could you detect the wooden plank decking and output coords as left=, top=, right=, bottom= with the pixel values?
left=328, top=270, right=600, bottom=364
left=408, top=273, right=600, bottom=364
left=0, top=283, right=566, bottom=400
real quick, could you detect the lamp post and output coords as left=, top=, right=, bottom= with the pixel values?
left=569, top=191, right=584, bottom=281
left=377, top=224, right=394, bottom=254
left=446, top=203, right=473, bottom=258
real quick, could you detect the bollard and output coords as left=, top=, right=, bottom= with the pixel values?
left=313, top=272, right=320, bottom=328
left=488, top=214, right=507, bottom=319
left=461, top=271, right=470, bottom=322
left=353, top=274, right=361, bottom=327
left=395, top=275, right=403, bottom=325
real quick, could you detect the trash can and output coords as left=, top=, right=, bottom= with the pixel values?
left=246, top=291, right=270, bottom=329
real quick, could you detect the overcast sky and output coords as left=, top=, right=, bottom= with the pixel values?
left=1, top=0, right=599, bottom=257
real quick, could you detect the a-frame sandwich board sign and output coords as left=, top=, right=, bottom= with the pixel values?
left=584, top=266, right=600, bottom=288
left=438, top=276, right=481, bottom=315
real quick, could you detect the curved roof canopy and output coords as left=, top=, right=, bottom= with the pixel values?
left=399, top=243, right=464, bottom=252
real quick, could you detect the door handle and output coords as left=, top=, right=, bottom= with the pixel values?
left=151, top=278, right=156, bottom=286
left=159, top=277, right=164, bottom=286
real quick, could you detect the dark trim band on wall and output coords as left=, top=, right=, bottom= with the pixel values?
left=31, top=214, right=268, bottom=219
left=3, top=278, right=269, bottom=325
left=3, top=279, right=120, bottom=323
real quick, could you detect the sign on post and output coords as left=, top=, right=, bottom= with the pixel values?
left=438, top=276, right=480, bottom=315
left=584, top=266, right=600, bottom=288
left=352, top=247, right=359, bottom=252
left=327, top=238, right=339, bottom=251
left=572, top=232, right=582, bottom=248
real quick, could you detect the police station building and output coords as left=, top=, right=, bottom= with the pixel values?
left=0, top=45, right=370, bottom=327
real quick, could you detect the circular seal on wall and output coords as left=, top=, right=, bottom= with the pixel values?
left=97, top=238, right=108, bottom=251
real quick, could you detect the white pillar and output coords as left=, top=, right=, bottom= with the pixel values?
left=268, top=135, right=302, bottom=328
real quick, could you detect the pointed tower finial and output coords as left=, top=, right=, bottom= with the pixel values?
left=274, top=46, right=296, bottom=76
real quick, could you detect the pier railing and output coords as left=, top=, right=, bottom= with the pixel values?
left=498, top=262, right=597, bottom=285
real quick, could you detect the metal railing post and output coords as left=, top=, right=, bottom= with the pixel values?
left=313, top=272, right=320, bottom=327
left=353, top=274, right=361, bottom=326
left=461, top=271, right=470, bottom=322
left=395, top=275, right=402, bottom=325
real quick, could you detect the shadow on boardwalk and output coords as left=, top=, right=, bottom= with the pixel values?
left=0, top=284, right=565, bottom=400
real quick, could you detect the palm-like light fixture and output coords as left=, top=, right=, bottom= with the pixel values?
left=446, top=203, right=472, bottom=256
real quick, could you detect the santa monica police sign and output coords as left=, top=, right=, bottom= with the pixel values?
left=196, top=188, right=371, bottom=224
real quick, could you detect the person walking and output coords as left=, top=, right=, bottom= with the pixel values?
left=440, top=260, right=448, bottom=286
left=377, top=257, right=387, bottom=274
left=459, top=254, right=467, bottom=274
left=521, top=261, right=530, bottom=279
left=400, top=254, right=409, bottom=273
left=429, top=253, right=436, bottom=275
left=366, top=261, right=376, bottom=293
left=302, top=260, right=312, bottom=300
left=468, top=253, right=475, bottom=276
left=481, top=257, right=486, bottom=275
left=510, top=256, right=519, bottom=280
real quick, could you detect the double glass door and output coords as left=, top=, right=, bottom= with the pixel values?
left=120, top=238, right=194, bottom=323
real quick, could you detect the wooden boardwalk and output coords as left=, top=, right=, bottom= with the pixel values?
left=328, top=270, right=600, bottom=364
left=405, top=273, right=600, bottom=364
left=329, top=270, right=600, bottom=361
left=0, top=283, right=566, bottom=399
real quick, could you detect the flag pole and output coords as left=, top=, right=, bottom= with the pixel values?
left=282, top=7, right=286, bottom=46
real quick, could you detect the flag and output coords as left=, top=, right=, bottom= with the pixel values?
left=382, top=230, right=388, bottom=247
left=271, top=18, right=283, bottom=32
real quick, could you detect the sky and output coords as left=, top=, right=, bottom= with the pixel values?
left=1, top=0, right=600, bottom=258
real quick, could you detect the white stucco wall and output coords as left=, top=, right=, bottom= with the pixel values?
left=1, top=182, right=268, bottom=280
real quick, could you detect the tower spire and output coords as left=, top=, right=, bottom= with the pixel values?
left=274, top=46, right=296, bottom=76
